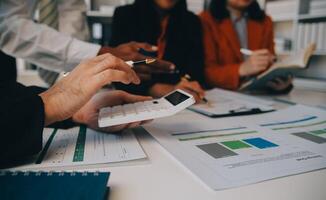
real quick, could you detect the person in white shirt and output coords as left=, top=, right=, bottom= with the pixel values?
left=0, top=0, right=174, bottom=83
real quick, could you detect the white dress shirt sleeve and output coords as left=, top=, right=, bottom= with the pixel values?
left=58, top=0, right=91, bottom=42
left=0, top=0, right=101, bottom=72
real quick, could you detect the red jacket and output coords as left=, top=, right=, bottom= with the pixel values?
left=200, top=11, right=275, bottom=90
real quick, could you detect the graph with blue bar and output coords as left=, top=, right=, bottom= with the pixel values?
left=243, top=138, right=278, bottom=149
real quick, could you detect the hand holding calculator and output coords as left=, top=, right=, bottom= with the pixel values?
left=98, top=90, right=195, bottom=127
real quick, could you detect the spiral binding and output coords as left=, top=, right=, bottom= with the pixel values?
left=0, top=170, right=102, bottom=176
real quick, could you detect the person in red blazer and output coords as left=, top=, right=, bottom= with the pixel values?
left=200, top=0, right=293, bottom=93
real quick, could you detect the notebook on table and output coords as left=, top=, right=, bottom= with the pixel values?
left=239, top=43, right=316, bottom=91
left=0, top=171, right=110, bottom=200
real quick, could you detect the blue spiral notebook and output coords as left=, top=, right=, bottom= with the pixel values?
left=0, top=171, right=110, bottom=200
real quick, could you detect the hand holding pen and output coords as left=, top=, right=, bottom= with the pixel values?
left=125, top=58, right=156, bottom=67
left=102, top=42, right=176, bottom=81
left=241, top=49, right=293, bottom=92
left=179, top=74, right=207, bottom=104
left=240, top=48, right=277, bottom=62
left=239, top=48, right=276, bottom=77
left=59, top=59, right=157, bottom=81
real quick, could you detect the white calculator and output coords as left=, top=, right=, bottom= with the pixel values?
left=98, top=89, right=195, bottom=127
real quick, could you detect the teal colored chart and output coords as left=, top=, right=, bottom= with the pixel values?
left=73, top=126, right=87, bottom=162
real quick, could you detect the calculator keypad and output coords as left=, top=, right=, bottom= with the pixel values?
left=100, top=100, right=169, bottom=120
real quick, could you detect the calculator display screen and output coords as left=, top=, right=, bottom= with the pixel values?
left=164, top=91, right=189, bottom=106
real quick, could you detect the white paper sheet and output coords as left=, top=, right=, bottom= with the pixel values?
left=144, top=105, right=326, bottom=190
left=16, top=126, right=147, bottom=169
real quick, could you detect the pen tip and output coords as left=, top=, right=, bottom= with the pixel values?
left=146, top=58, right=156, bottom=64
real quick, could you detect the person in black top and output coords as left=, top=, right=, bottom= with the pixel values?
left=110, top=0, right=206, bottom=103
left=0, top=51, right=16, bottom=82
left=0, top=53, right=151, bottom=168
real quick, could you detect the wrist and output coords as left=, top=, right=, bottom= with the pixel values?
left=98, top=46, right=114, bottom=56
left=39, top=83, right=73, bottom=125
left=71, top=111, right=85, bottom=124
left=239, top=63, right=247, bottom=77
left=39, top=91, right=61, bottom=126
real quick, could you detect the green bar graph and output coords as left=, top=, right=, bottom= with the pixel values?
left=221, top=140, right=252, bottom=150
left=310, top=129, right=326, bottom=135
left=35, top=129, right=58, bottom=164
left=272, top=120, right=326, bottom=130
left=73, top=125, right=87, bottom=162
left=178, top=131, right=257, bottom=141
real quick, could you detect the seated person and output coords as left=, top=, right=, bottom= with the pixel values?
left=200, top=0, right=293, bottom=93
left=0, top=53, right=150, bottom=167
left=110, top=0, right=206, bottom=103
left=0, top=0, right=174, bottom=86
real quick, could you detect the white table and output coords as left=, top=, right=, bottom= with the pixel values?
left=98, top=86, right=326, bottom=200
left=17, top=74, right=326, bottom=200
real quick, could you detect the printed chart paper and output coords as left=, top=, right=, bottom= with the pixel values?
left=144, top=105, right=326, bottom=190
left=16, top=126, right=146, bottom=169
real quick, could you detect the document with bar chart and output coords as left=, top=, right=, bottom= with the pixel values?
left=144, top=105, right=326, bottom=190
left=257, top=105, right=326, bottom=160
left=17, top=126, right=147, bottom=169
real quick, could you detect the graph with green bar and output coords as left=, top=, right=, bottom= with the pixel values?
left=310, top=129, right=326, bottom=135
left=171, top=127, right=247, bottom=136
left=198, top=137, right=279, bottom=159
left=73, top=125, right=87, bottom=162
left=178, top=130, right=257, bottom=141
left=272, top=120, right=326, bottom=130
left=221, top=140, right=252, bottom=150
left=35, top=129, right=58, bottom=164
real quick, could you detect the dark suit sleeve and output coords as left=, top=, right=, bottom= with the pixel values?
left=0, top=82, right=76, bottom=167
left=0, top=82, right=45, bottom=166
left=110, top=7, right=133, bottom=47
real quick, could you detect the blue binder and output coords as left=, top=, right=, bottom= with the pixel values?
left=0, top=171, right=110, bottom=200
